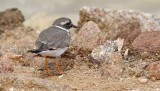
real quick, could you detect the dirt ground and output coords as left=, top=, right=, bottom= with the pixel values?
left=2, top=57, right=160, bottom=91
left=46, top=61, right=160, bottom=91
left=0, top=8, right=160, bottom=91
left=0, top=26, right=160, bottom=91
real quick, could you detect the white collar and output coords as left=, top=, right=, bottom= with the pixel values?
left=53, top=25, right=70, bottom=32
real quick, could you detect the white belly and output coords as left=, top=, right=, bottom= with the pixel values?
left=39, top=47, right=68, bottom=57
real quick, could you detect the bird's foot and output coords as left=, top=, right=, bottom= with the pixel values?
left=56, top=72, right=67, bottom=76
left=46, top=72, right=51, bottom=76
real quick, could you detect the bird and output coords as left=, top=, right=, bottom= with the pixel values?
left=27, top=17, right=77, bottom=75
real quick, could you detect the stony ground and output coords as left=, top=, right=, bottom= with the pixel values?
left=0, top=8, right=160, bottom=91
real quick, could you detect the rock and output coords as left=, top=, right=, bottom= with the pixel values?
left=115, top=38, right=124, bottom=52
left=1, top=41, right=34, bottom=56
left=138, top=77, right=148, bottom=83
left=90, top=40, right=117, bottom=63
left=126, top=59, right=148, bottom=77
left=27, top=56, right=46, bottom=70
left=132, top=31, right=160, bottom=60
left=0, top=26, right=37, bottom=44
left=87, top=55, right=101, bottom=65
left=24, top=12, right=55, bottom=33
left=109, top=52, right=123, bottom=64
left=0, top=74, right=72, bottom=91
left=89, top=40, right=123, bottom=78
left=146, top=61, right=160, bottom=80
left=0, top=53, right=23, bottom=73
left=0, top=26, right=37, bottom=60
left=0, top=8, right=24, bottom=34
left=72, top=21, right=105, bottom=55
left=78, top=7, right=160, bottom=48
left=132, top=31, right=160, bottom=52
left=0, top=54, right=14, bottom=73
left=100, top=52, right=124, bottom=79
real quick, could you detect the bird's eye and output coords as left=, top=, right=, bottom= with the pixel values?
left=66, top=22, right=71, bottom=25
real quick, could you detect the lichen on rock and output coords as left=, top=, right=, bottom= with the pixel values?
left=91, top=40, right=118, bottom=63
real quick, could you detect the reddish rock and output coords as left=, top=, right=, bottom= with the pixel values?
left=0, top=8, right=24, bottom=34
left=79, top=7, right=160, bottom=33
left=27, top=56, right=46, bottom=70
left=78, top=7, right=160, bottom=48
left=132, top=31, right=160, bottom=60
left=72, top=21, right=105, bottom=55
left=146, top=61, right=160, bottom=80
left=0, top=53, right=23, bottom=73
left=0, top=40, right=35, bottom=57
left=132, top=31, right=160, bottom=52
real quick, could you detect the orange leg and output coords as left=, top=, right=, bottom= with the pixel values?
left=45, top=56, right=50, bottom=75
left=56, top=57, right=62, bottom=75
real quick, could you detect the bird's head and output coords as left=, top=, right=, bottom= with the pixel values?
left=52, top=17, right=78, bottom=30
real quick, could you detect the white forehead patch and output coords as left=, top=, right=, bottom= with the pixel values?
left=60, top=20, right=70, bottom=25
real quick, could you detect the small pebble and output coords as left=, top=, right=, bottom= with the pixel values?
left=138, top=77, right=148, bottom=83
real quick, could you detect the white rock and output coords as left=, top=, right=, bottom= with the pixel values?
left=91, top=40, right=117, bottom=63
left=138, top=77, right=148, bottom=83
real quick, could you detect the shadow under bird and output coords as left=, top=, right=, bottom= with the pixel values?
left=28, top=17, right=78, bottom=75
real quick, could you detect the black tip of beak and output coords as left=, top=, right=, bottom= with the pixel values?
left=72, top=24, right=78, bottom=28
